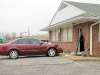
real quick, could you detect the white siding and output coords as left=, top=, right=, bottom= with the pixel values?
left=50, top=3, right=86, bottom=25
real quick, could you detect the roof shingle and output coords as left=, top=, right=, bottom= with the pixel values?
left=65, top=1, right=100, bottom=18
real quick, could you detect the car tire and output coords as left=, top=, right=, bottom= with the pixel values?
left=9, top=50, right=19, bottom=59
left=47, top=48, right=56, bottom=57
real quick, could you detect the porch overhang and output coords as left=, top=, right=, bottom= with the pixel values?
left=41, top=17, right=100, bottom=31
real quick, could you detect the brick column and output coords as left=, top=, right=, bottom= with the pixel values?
left=49, top=31, right=51, bottom=42
left=58, top=29, right=61, bottom=42
left=58, top=33, right=61, bottom=42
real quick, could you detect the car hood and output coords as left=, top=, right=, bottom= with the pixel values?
left=44, top=42, right=52, bottom=44
left=44, top=42, right=58, bottom=47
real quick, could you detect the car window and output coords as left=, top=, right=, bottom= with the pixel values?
left=18, top=39, right=30, bottom=44
left=11, top=40, right=19, bottom=44
left=30, top=38, right=40, bottom=44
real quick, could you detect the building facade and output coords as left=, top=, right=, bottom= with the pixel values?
left=41, top=1, right=100, bottom=56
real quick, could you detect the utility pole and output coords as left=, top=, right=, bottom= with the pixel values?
left=28, top=27, right=30, bottom=37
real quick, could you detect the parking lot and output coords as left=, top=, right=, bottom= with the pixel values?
left=0, top=55, right=100, bottom=75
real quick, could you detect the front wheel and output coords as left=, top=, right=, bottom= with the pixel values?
left=9, top=50, right=19, bottom=59
left=47, top=48, right=56, bottom=57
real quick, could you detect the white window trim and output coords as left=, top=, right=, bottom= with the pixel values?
left=99, top=24, right=100, bottom=42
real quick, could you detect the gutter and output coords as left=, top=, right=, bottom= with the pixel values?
left=90, top=21, right=100, bottom=56
left=41, top=16, right=100, bottom=31
left=41, top=16, right=84, bottom=31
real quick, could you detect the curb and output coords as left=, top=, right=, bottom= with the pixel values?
left=59, top=53, right=100, bottom=61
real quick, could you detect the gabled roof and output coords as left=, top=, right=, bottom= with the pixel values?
left=49, top=1, right=86, bottom=25
left=49, top=1, right=100, bottom=26
left=66, top=1, right=100, bottom=18
left=41, top=1, right=100, bottom=31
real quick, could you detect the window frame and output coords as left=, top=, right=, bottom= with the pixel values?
left=18, top=38, right=31, bottom=44
left=30, top=38, right=41, bottom=44
left=61, top=28, right=67, bottom=42
left=51, top=30, right=55, bottom=41
left=61, top=26, right=73, bottom=42
left=55, top=30, right=59, bottom=41
left=67, top=26, right=73, bottom=42
left=11, top=39, right=19, bottom=44
left=51, top=30, right=59, bottom=42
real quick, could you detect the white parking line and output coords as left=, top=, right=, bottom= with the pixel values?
left=74, top=62, right=87, bottom=68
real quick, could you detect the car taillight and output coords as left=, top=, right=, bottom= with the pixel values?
left=0, top=47, right=3, bottom=50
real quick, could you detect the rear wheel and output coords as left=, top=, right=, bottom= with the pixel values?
left=9, top=50, right=19, bottom=59
left=47, top=48, right=56, bottom=57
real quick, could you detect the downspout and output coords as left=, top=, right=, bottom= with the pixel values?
left=90, top=21, right=100, bottom=56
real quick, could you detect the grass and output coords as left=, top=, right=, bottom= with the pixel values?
left=63, top=50, right=71, bottom=55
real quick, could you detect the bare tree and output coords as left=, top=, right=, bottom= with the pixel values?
left=0, top=32, right=4, bottom=39
left=5, top=32, right=11, bottom=42
left=12, top=32, right=17, bottom=40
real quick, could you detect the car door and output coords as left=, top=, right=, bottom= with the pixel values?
left=30, top=38, right=46, bottom=54
left=16, top=38, right=32, bottom=55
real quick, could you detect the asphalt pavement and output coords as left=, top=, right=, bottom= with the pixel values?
left=0, top=55, right=100, bottom=75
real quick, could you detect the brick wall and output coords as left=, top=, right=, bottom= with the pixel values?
left=49, top=22, right=100, bottom=56
left=92, top=24, right=100, bottom=56
left=49, top=22, right=90, bottom=52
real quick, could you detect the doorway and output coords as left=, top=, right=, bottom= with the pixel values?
left=77, top=28, right=85, bottom=54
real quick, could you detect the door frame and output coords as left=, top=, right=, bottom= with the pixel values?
left=77, top=27, right=85, bottom=54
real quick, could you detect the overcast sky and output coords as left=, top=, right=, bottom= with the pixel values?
left=0, top=0, right=100, bottom=35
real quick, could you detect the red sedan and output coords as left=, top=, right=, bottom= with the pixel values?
left=0, top=38, right=63, bottom=59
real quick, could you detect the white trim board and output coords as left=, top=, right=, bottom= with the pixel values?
left=50, top=2, right=86, bottom=25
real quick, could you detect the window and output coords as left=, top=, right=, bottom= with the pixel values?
left=67, top=26, right=72, bottom=41
left=55, top=30, right=59, bottom=41
left=11, top=40, right=19, bottom=44
left=51, top=31, right=55, bottom=41
left=61, top=28, right=67, bottom=41
left=10, top=39, right=19, bottom=44
left=51, top=30, right=59, bottom=41
left=61, top=26, right=73, bottom=42
left=30, top=38, right=40, bottom=44
left=99, top=24, right=100, bottom=43
left=18, top=39, right=30, bottom=44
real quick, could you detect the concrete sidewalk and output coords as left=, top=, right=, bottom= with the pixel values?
left=59, top=53, right=100, bottom=61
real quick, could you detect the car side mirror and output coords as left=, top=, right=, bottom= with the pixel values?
left=40, top=41, right=43, bottom=45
